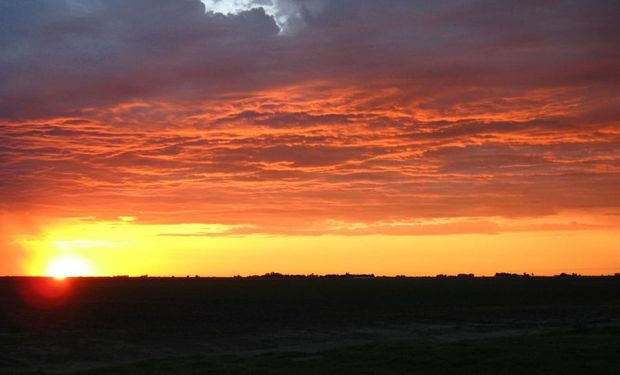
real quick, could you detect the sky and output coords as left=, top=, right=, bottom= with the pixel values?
left=0, top=0, right=619, bottom=277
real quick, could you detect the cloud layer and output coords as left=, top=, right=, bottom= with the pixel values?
left=1, top=0, right=619, bottom=239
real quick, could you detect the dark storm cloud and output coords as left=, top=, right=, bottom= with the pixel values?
left=0, top=0, right=281, bottom=118
left=1, top=0, right=618, bottom=119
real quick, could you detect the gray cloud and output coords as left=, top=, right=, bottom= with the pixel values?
left=1, top=0, right=618, bottom=119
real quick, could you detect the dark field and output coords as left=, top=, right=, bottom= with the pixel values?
left=1, top=276, right=619, bottom=374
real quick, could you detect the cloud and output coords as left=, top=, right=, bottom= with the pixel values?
left=1, top=0, right=618, bottom=119
left=0, top=0, right=281, bottom=119
left=0, top=0, right=619, bottom=237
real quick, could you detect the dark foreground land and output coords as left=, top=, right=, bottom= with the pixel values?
left=1, top=276, right=619, bottom=374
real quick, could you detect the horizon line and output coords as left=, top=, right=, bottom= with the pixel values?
left=3, top=272, right=619, bottom=279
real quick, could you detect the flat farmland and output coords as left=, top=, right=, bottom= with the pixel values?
left=1, top=276, right=619, bottom=374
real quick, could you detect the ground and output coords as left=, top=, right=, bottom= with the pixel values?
left=1, top=276, right=619, bottom=374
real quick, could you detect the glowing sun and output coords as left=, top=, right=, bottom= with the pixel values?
left=46, top=257, right=95, bottom=279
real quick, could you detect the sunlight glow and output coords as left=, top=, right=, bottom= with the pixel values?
left=46, top=256, right=95, bottom=279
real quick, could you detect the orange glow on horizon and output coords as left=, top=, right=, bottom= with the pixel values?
left=14, top=215, right=620, bottom=278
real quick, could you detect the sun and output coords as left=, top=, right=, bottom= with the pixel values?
left=46, top=256, right=95, bottom=279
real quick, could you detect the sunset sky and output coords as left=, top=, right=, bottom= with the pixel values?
left=1, top=0, right=619, bottom=277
